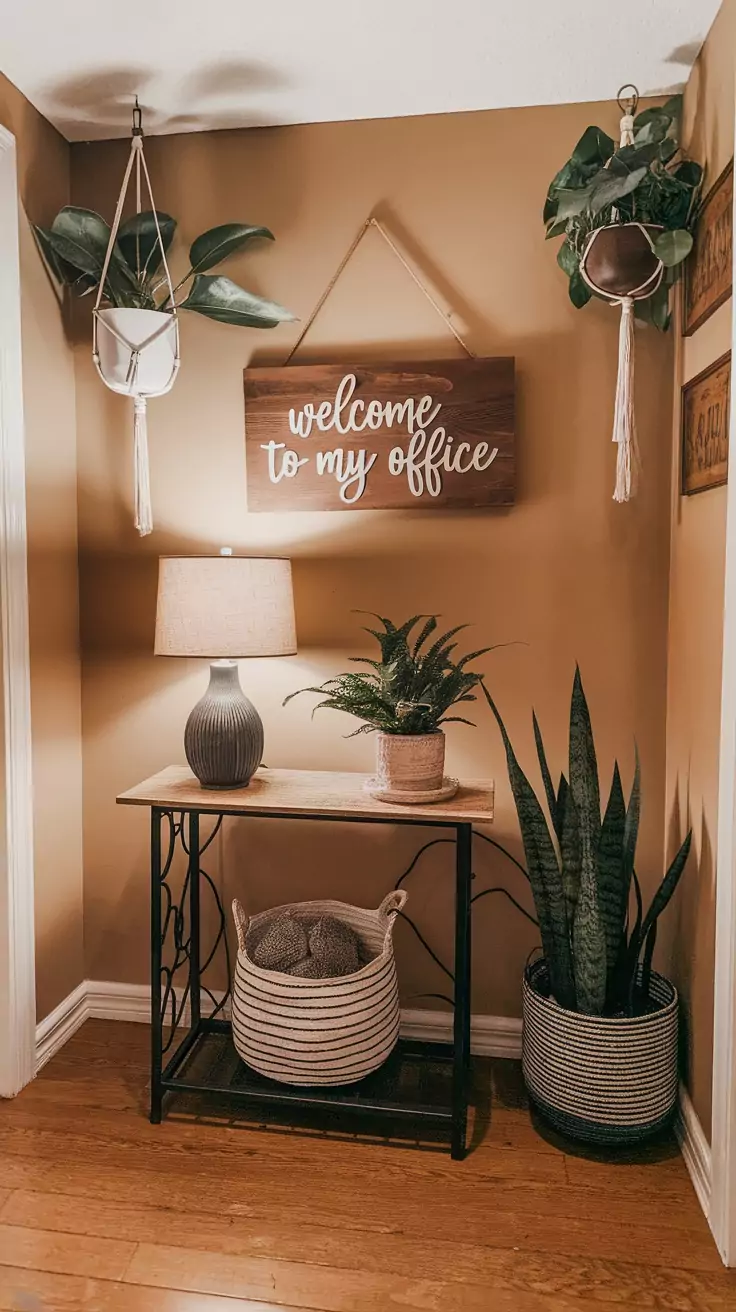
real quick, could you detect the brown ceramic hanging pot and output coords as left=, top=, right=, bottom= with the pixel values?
left=578, top=87, right=665, bottom=505
left=580, top=222, right=663, bottom=301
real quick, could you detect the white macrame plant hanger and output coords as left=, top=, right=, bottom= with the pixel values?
left=92, top=101, right=180, bottom=536
left=579, top=86, right=664, bottom=504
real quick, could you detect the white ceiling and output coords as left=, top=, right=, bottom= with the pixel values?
left=2, top=0, right=721, bottom=142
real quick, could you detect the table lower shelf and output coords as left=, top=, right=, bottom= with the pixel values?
left=161, top=1019, right=458, bottom=1140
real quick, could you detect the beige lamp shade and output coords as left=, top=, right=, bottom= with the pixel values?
left=155, top=555, right=296, bottom=658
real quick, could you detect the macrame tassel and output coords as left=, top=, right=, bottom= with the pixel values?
left=611, top=297, right=639, bottom=503
left=133, top=396, right=153, bottom=536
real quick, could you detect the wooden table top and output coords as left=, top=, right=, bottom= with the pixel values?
left=117, top=765, right=495, bottom=825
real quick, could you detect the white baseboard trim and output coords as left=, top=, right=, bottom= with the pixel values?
left=675, top=1081, right=712, bottom=1220
left=36, top=981, right=524, bottom=1066
left=401, top=1007, right=523, bottom=1058
left=35, top=981, right=88, bottom=1073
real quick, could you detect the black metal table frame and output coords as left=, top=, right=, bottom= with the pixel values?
left=149, top=805, right=473, bottom=1159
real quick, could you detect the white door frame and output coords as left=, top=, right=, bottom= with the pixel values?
left=0, top=125, right=36, bottom=1097
left=710, top=91, right=736, bottom=1265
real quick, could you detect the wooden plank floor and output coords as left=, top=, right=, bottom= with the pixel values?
left=0, top=1019, right=730, bottom=1311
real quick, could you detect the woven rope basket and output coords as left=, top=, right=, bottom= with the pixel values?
left=523, top=959, right=678, bottom=1145
left=231, top=891, right=407, bottom=1086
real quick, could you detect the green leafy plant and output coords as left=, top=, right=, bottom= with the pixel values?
left=544, top=96, right=703, bottom=329
left=484, top=669, right=691, bottom=1016
left=33, top=206, right=295, bottom=328
left=284, top=614, right=493, bottom=736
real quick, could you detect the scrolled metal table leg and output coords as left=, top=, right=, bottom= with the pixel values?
left=150, top=807, right=163, bottom=1124
left=451, top=822, right=472, bottom=1159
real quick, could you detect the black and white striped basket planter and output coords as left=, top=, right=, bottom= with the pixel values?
left=231, top=891, right=407, bottom=1087
left=523, top=959, right=679, bottom=1145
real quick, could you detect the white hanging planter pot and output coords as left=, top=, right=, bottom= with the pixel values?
left=91, top=114, right=180, bottom=538
left=95, top=308, right=179, bottom=397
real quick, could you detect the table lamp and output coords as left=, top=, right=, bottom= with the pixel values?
left=154, top=551, right=297, bottom=789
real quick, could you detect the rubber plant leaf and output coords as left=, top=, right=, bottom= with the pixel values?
left=180, top=275, right=295, bottom=327
left=653, top=229, right=693, bottom=268
left=116, top=210, right=176, bottom=279
left=33, top=224, right=95, bottom=292
left=483, top=686, right=576, bottom=1009
left=597, top=762, right=627, bottom=998
left=44, top=206, right=142, bottom=304
left=187, top=224, right=274, bottom=276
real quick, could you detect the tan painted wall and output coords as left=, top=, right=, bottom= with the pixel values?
left=665, top=0, right=736, bottom=1142
left=71, top=101, right=674, bottom=1014
left=0, top=74, right=84, bottom=1019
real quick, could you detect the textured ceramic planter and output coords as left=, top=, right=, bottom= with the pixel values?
left=523, top=958, right=678, bottom=1145
left=96, top=307, right=178, bottom=396
left=375, top=731, right=445, bottom=792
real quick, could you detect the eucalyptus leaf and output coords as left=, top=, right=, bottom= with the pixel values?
left=568, top=270, right=592, bottom=308
left=633, top=105, right=674, bottom=131
left=634, top=117, right=669, bottom=147
left=180, top=274, right=295, bottom=327
left=654, top=228, right=693, bottom=267
left=589, top=165, right=649, bottom=213
left=649, top=283, right=672, bottom=332
left=554, top=187, right=592, bottom=220
left=556, top=239, right=579, bottom=277
left=188, top=223, right=274, bottom=277
left=545, top=218, right=569, bottom=240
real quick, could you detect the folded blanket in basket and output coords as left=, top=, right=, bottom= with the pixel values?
left=251, top=911, right=361, bottom=978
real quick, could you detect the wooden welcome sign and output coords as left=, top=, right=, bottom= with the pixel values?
left=244, top=358, right=515, bottom=511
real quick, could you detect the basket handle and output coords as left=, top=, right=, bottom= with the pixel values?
left=378, top=889, right=408, bottom=918
left=232, top=899, right=249, bottom=953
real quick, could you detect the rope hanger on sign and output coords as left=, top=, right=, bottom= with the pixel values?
left=284, top=215, right=477, bottom=363
left=92, top=99, right=181, bottom=536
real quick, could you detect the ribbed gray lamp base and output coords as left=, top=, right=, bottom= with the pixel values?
left=184, top=661, right=264, bottom=789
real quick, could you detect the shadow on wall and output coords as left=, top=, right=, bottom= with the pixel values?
left=39, top=60, right=290, bottom=139
left=665, top=777, right=716, bottom=1133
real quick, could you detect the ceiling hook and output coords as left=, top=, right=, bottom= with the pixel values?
left=132, top=97, right=143, bottom=137
left=617, top=84, right=639, bottom=116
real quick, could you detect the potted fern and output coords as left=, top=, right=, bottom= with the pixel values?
left=485, top=671, right=691, bottom=1144
left=285, top=615, right=489, bottom=802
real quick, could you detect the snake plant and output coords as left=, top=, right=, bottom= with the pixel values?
left=285, top=614, right=492, bottom=735
left=484, top=670, right=691, bottom=1016
left=33, top=207, right=294, bottom=328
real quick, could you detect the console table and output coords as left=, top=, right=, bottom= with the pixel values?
left=117, top=765, right=495, bottom=1159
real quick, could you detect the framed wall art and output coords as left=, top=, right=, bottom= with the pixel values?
left=683, top=159, right=733, bottom=337
left=681, top=351, right=731, bottom=495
